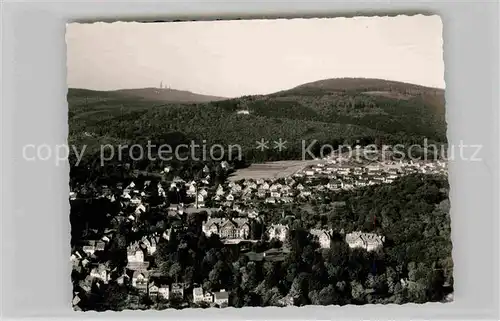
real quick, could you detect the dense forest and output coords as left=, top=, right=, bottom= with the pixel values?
left=67, top=78, right=446, bottom=172
left=71, top=174, right=453, bottom=310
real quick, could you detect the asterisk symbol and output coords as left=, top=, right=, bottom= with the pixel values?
left=273, top=138, right=287, bottom=151
left=255, top=138, right=269, bottom=151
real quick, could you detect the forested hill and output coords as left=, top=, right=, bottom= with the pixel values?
left=68, top=78, right=447, bottom=163
left=68, top=87, right=227, bottom=104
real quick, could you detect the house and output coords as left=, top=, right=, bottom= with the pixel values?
left=231, top=184, right=242, bottom=193
left=70, top=250, right=82, bottom=262
left=267, top=224, right=289, bottom=242
left=148, top=281, right=159, bottom=298
left=345, top=231, right=384, bottom=251
left=82, top=241, right=97, bottom=255
left=162, top=227, right=173, bottom=241
left=202, top=218, right=250, bottom=239
left=79, top=275, right=93, bottom=293
left=92, top=241, right=105, bottom=253
left=135, top=204, right=146, bottom=215
left=198, top=188, right=208, bottom=197
left=301, top=190, right=312, bottom=196
left=270, top=191, right=281, bottom=198
left=220, top=218, right=250, bottom=239
left=117, top=272, right=130, bottom=285
left=127, top=245, right=144, bottom=263
left=90, top=264, right=110, bottom=283
left=265, top=197, right=276, bottom=204
left=196, top=194, right=206, bottom=208
left=141, top=235, right=159, bottom=255
left=193, top=287, right=204, bottom=303
left=158, top=284, right=170, bottom=300
left=256, top=189, right=267, bottom=198
left=170, top=283, right=184, bottom=300
left=72, top=292, right=83, bottom=308
left=316, top=185, right=326, bottom=192
left=232, top=204, right=244, bottom=214
left=269, top=183, right=281, bottom=191
left=130, top=195, right=142, bottom=205
left=310, top=229, right=333, bottom=249
left=327, top=180, right=343, bottom=190
left=216, top=185, right=225, bottom=196
left=247, top=209, right=259, bottom=219
left=213, top=290, right=229, bottom=307
left=131, top=270, right=150, bottom=292
left=203, top=292, right=214, bottom=303
left=187, top=184, right=197, bottom=196
left=158, top=185, right=166, bottom=197
left=81, top=258, right=90, bottom=267
left=247, top=182, right=258, bottom=189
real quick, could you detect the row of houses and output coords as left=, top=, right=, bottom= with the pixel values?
left=199, top=217, right=384, bottom=252
left=296, top=159, right=447, bottom=187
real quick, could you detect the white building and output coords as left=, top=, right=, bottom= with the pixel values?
left=203, top=218, right=250, bottom=239
left=345, top=231, right=385, bottom=251
left=310, top=229, right=333, bottom=249
left=127, top=246, right=144, bottom=263
left=90, top=264, right=110, bottom=283
left=131, top=270, right=149, bottom=291
left=158, top=285, right=170, bottom=300
left=193, top=287, right=204, bottom=303
left=267, top=224, right=289, bottom=242
left=213, top=290, right=229, bottom=307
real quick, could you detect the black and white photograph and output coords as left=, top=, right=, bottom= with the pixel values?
left=66, top=15, right=453, bottom=311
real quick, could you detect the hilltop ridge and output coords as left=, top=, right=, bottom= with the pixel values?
left=68, top=87, right=227, bottom=104
left=68, top=77, right=447, bottom=162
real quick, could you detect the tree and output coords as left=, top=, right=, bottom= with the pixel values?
left=169, top=262, right=182, bottom=282
left=241, top=262, right=258, bottom=291
left=318, top=285, right=338, bottom=306
left=101, top=283, right=129, bottom=311
left=350, top=280, right=365, bottom=303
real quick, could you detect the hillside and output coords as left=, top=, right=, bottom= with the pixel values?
left=114, top=88, right=226, bottom=103
left=288, top=77, right=443, bottom=94
left=68, top=87, right=226, bottom=104
left=68, top=78, right=447, bottom=165
left=213, top=78, right=446, bottom=142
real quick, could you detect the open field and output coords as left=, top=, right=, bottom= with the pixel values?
left=228, top=159, right=328, bottom=181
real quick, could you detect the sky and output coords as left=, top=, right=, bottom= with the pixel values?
left=66, top=15, right=444, bottom=98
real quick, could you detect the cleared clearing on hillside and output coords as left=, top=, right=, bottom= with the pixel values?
left=228, top=159, right=328, bottom=181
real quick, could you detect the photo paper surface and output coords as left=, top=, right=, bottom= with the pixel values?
left=66, top=16, right=452, bottom=311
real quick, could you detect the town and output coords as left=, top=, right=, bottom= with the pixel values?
left=70, top=151, right=448, bottom=310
